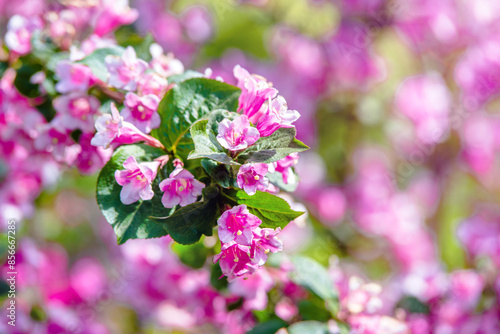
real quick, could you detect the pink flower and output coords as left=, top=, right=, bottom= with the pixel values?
left=237, top=163, right=269, bottom=195
left=52, top=93, right=100, bottom=132
left=93, top=0, right=139, bottom=37
left=449, top=270, right=484, bottom=309
left=250, top=227, right=283, bottom=265
left=228, top=269, right=274, bottom=311
left=73, top=133, right=112, bottom=175
left=55, top=61, right=94, bottom=94
left=106, top=46, right=148, bottom=91
left=213, top=243, right=258, bottom=281
left=4, top=15, right=42, bottom=55
left=234, top=65, right=278, bottom=123
left=149, top=43, right=184, bottom=77
left=34, top=125, right=81, bottom=164
left=273, top=153, right=299, bottom=184
left=159, top=161, right=205, bottom=208
left=137, top=72, right=169, bottom=97
left=216, top=115, right=260, bottom=151
left=121, top=92, right=160, bottom=133
left=256, top=96, right=300, bottom=137
left=91, top=103, right=164, bottom=149
left=217, top=205, right=262, bottom=246
left=114, top=155, right=160, bottom=205
left=395, top=74, right=451, bottom=144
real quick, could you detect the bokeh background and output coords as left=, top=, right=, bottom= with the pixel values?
left=1, top=0, right=500, bottom=333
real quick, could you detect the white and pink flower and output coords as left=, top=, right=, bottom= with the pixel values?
left=216, top=115, right=260, bottom=151
left=114, top=155, right=160, bottom=205
left=55, top=61, right=94, bottom=94
left=5, top=15, right=42, bottom=55
left=53, top=93, right=100, bottom=132
left=217, top=205, right=262, bottom=246
left=159, top=160, right=205, bottom=208
left=237, top=163, right=269, bottom=195
left=121, top=92, right=161, bottom=133
left=106, top=46, right=148, bottom=91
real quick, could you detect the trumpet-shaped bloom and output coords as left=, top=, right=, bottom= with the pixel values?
left=273, top=153, right=299, bottom=184
left=237, top=163, right=269, bottom=195
left=217, top=205, right=262, bottom=246
left=121, top=92, right=160, bottom=133
left=106, top=46, right=148, bottom=91
left=55, top=61, right=94, bottom=94
left=114, top=156, right=160, bottom=205
left=159, top=165, right=205, bottom=208
left=213, top=242, right=258, bottom=281
left=234, top=65, right=278, bottom=122
left=256, top=96, right=300, bottom=137
left=91, top=103, right=163, bottom=149
left=250, top=227, right=283, bottom=266
left=53, top=93, right=100, bottom=132
left=216, top=115, right=260, bottom=151
left=5, top=15, right=42, bottom=55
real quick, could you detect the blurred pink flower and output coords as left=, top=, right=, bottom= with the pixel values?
left=121, top=92, right=160, bottom=133
left=114, top=155, right=160, bottom=205
left=55, top=61, right=94, bottom=94
left=4, top=15, right=42, bottom=55
left=106, top=46, right=148, bottom=91
left=228, top=269, right=274, bottom=311
left=53, top=93, right=100, bottom=132
left=94, top=0, right=138, bottom=37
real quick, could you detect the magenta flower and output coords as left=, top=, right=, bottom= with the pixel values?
left=73, top=133, right=112, bottom=175
left=5, top=15, right=42, bottom=55
left=114, top=156, right=160, bottom=205
left=234, top=65, right=278, bottom=123
left=213, top=242, right=258, bottom=281
left=52, top=93, right=100, bottom=132
left=106, top=46, right=148, bottom=91
left=137, top=72, right=169, bottom=97
left=237, top=163, right=269, bottom=195
left=250, top=227, right=283, bottom=266
left=273, top=153, right=299, bottom=184
left=94, top=0, right=139, bottom=37
left=55, top=61, right=94, bottom=94
left=217, top=205, right=262, bottom=246
left=256, top=96, right=300, bottom=137
left=216, top=115, right=260, bottom=151
left=149, top=43, right=184, bottom=77
left=34, top=124, right=81, bottom=164
left=91, top=103, right=164, bottom=149
left=121, top=92, right=160, bottom=133
left=159, top=162, right=205, bottom=208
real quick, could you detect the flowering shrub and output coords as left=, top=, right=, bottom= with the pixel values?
left=3, top=0, right=500, bottom=333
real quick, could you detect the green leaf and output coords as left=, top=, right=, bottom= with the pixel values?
left=96, top=144, right=171, bottom=244
left=221, top=189, right=304, bottom=229
left=172, top=241, right=209, bottom=269
left=287, top=321, right=329, bottom=334
left=77, top=47, right=125, bottom=82
left=154, top=187, right=220, bottom=245
left=188, top=119, right=238, bottom=165
left=167, top=70, right=204, bottom=85
left=238, top=127, right=309, bottom=164
left=152, top=78, right=240, bottom=159
left=201, top=158, right=237, bottom=188
left=290, top=256, right=339, bottom=315
left=247, top=319, right=288, bottom=334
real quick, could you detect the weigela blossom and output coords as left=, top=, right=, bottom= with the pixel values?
left=149, top=43, right=184, bottom=78
left=73, top=133, right=112, bottom=175
left=237, top=163, right=269, bottom=195
left=34, top=124, right=81, bottom=164
left=94, top=0, right=139, bottom=37
left=159, top=160, right=205, bottom=208
left=250, top=227, right=284, bottom=265
left=217, top=205, right=262, bottom=246
left=256, top=96, right=300, bottom=137
left=106, top=46, right=148, bottom=91
left=5, top=15, right=42, bottom=55
left=213, top=242, right=258, bottom=281
left=121, top=92, right=161, bottom=133
left=55, top=61, right=94, bottom=94
left=91, top=103, right=163, bottom=149
left=114, top=155, right=160, bottom=205
left=216, top=115, right=260, bottom=151
left=234, top=65, right=278, bottom=123
left=137, top=72, right=169, bottom=97
left=272, top=153, right=299, bottom=184
left=52, top=93, right=100, bottom=132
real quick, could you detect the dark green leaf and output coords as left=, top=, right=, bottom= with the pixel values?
left=287, top=321, right=329, bottom=334
left=154, top=187, right=220, bottom=245
left=210, top=263, right=228, bottom=290
left=290, top=256, right=339, bottom=315
left=152, top=78, right=240, bottom=159
left=96, top=144, right=172, bottom=244
left=172, top=241, right=209, bottom=269
left=238, top=128, right=309, bottom=164
left=188, top=119, right=238, bottom=165
left=247, top=319, right=288, bottom=334
left=201, top=159, right=237, bottom=188
left=221, top=189, right=304, bottom=229
left=77, top=47, right=125, bottom=82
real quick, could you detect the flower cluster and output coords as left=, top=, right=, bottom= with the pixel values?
left=214, top=205, right=283, bottom=281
